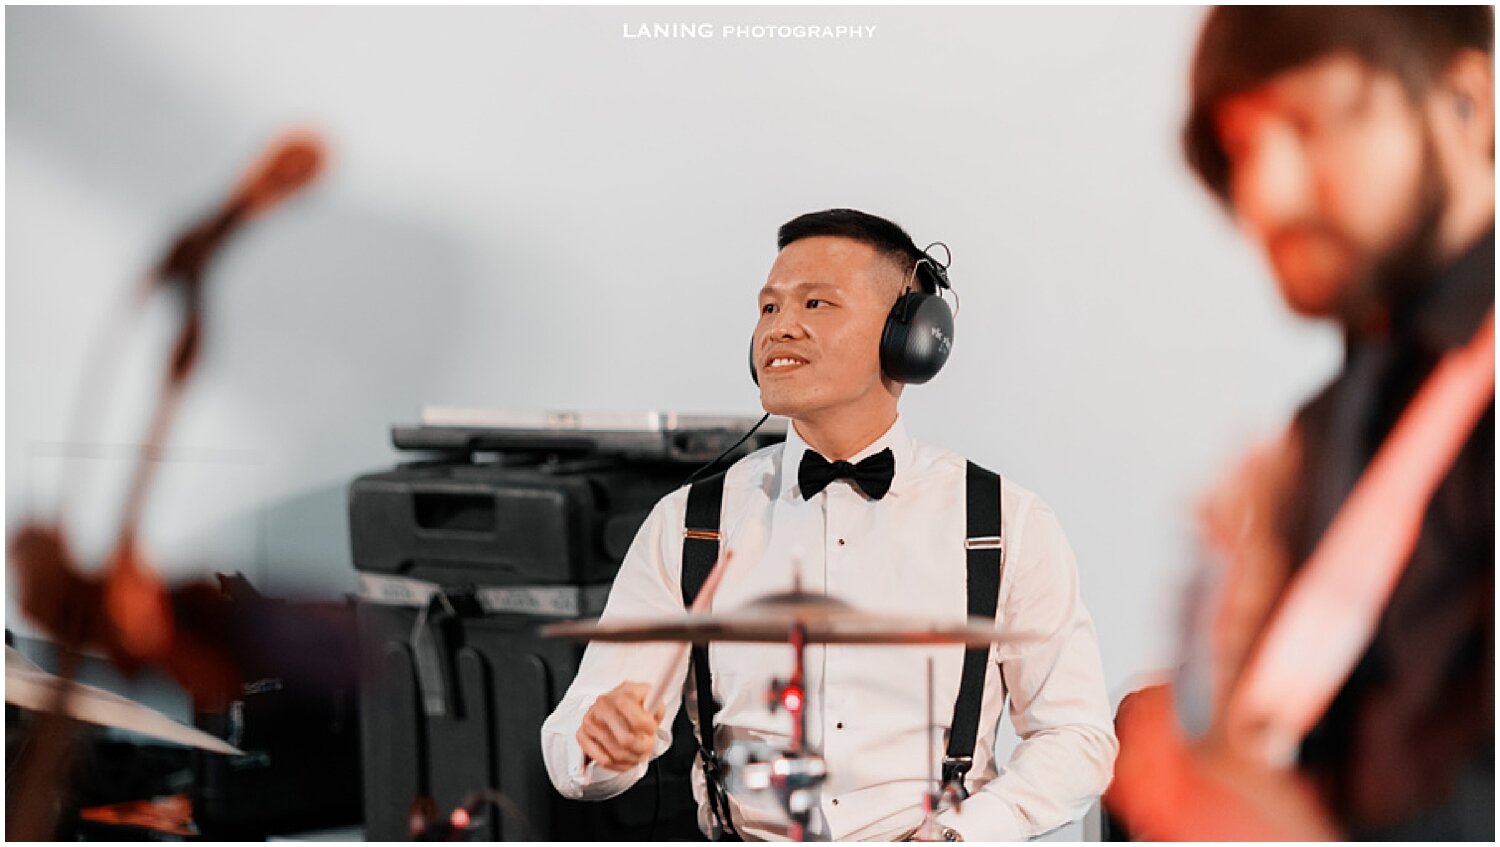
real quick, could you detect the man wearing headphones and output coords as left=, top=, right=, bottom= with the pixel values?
left=541, top=209, right=1116, bottom=840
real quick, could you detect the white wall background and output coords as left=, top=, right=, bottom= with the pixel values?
left=7, top=6, right=1341, bottom=716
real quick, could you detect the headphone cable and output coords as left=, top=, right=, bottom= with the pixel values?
left=682, top=412, right=771, bottom=487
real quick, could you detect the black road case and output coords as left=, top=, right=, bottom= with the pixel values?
left=350, top=416, right=782, bottom=840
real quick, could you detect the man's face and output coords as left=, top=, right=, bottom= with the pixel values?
left=1214, top=53, right=1441, bottom=321
left=754, top=236, right=901, bottom=424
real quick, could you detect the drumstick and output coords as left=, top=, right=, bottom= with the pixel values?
left=580, top=549, right=734, bottom=776
left=647, top=549, right=733, bottom=714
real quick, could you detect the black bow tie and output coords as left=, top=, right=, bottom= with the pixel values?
left=798, top=447, right=895, bottom=501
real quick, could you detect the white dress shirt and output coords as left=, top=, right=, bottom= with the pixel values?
left=540, top=416, right=1117, bottom=840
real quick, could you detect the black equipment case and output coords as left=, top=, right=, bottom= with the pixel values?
left=349, top=414, right=783, bottom=840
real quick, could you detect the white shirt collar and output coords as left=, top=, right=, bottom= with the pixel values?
left=777, top=414, right=913, bottom=501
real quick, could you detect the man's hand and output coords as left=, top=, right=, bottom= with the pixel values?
left=577, top=682, right=663, bottom=772
left=1106, top=683, right=1339, bottom=840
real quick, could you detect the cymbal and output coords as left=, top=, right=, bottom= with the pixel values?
left=540, top=590, right=1002, bottom=646
left=6, top=647, right=243, bottom=756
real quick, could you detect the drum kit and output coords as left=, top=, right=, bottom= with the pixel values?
left=5, top=646, right=243, bottom=757
left=542, top=585, right=1004, bottom=842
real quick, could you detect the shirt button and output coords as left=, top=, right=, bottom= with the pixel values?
left=837, top=538, right=846, bottom=546
left=836, top=722, right=844, bottom=729
left=832, top=798, right=839, bottom=806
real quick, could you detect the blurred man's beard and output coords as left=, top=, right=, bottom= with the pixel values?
left=1332, top=132, right=1448, bottom=333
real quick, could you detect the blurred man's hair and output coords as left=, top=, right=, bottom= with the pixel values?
left=1184, top=6, right=1495, bottom=203
left=777, top=209, right=926, bottom=285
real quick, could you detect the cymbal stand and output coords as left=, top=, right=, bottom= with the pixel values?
left=726, top=621, right=827, bottom=842
left=911, top=658, right=944, bottom=840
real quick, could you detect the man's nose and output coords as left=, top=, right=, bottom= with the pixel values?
left=765, top=308, right=805, bottom=341
left=1231, top=124, right=1313, bottom=236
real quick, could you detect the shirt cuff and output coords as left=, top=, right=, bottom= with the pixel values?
left=571, top=755, right=628, bottom=788
left=935, top=792, right=1028, bottom=842
left=555, top=727, right=646, bottom=798
left=562, top=714, right=636, bottom=784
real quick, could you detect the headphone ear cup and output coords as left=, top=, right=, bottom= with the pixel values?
left=879, top=292, right=954, bottom=384
left=749, top=338, right=759, bottom=386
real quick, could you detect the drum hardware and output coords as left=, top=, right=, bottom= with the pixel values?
left=539, top=590, right=1009, bottom=647
left=909, top=658, right=966, bottom=841
left=5, top=646, right=243, bottom=756
left=724, top=739, right=828, bottom=842
left=7, top=130, right=326, bottom=841
left=543, top=581, right=1006, bottom=842
left=723, top=618, right=824, bottom=841
left=407, top=789, right=536, bottom=841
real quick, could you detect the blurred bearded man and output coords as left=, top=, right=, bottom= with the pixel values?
left=1108, top=7, right=1494, bottom=841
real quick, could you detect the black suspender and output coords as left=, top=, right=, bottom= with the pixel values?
left=679, top=461, right=1004, bottom=832
left=681, top=471, right=741, bottom=841
left=945, top=461, right=1004, bottom=797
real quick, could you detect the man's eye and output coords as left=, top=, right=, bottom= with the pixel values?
left=761, top=303, right=776, bottom=315
left=806, top=298, right=823, bottom=309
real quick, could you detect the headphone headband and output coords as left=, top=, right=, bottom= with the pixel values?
left=911, top=242, right=952, bottom=294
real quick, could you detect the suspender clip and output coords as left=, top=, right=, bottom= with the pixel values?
left=941, top=755, right=973, bottom=800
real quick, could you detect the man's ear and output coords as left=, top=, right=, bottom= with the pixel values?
left=1436, top=49, right=1495, bottom=160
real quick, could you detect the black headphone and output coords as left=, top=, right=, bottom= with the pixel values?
left=750, top=243, right=955, bottom=386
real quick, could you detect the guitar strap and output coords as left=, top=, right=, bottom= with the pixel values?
left=1226, top=312, right=1495, bottom=766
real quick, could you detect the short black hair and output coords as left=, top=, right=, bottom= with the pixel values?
left=776, top=208, right=931, bottom=291
left=1184, top=6, right=1494, bottom=203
